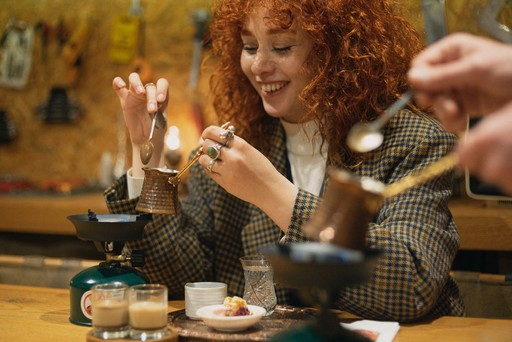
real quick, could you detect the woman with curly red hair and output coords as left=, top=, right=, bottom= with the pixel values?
left=108, top=0, right=464, bottom=322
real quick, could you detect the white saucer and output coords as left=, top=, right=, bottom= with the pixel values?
left=196, top=304, right=266, bottom=332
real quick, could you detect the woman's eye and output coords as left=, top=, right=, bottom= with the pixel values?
left=273, top=46, right=292, bottom=53
left=242, top=45, right=258, bottom=54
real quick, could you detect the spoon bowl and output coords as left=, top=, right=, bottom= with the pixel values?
left=346, top=123, right=384, bottom=153
left=347, top=91, right=414, bottom=153
left=140, top=141, right=154, bottom=165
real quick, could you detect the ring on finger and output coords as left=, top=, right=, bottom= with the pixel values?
left=206, top=143, right=222, bottom=160
left=144, top=82, right=156, bottom=89
left=219, top=126, right=235, bottom=145
left=207, top=159, right=216, bottom=173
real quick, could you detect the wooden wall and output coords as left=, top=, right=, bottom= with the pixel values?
left=0, top=0, right=507, bottom=187
left=0, top=0, right=215, bottom=186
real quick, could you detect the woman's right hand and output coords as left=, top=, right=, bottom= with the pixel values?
left=112, top=73, right=169, bottom=173
left=112, top=73, right=169, bottom=145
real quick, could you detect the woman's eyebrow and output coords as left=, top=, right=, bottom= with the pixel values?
left=240, top=27, right=297, bottom=37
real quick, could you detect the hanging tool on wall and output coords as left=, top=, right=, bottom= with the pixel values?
left=62, top=20, right=90, bottom=87
left=0, top=17, right=34, bottom=89
left=34, top=21, right=50, bottom=62
left=55, top=17, right=69, bottom=53
left=187, top=9, right=210, bottom=136
left=479, top=0, right=512, bottom=43
left=36, top=86, right=82, bottom=123
left=36, top=20, right=89, bottom=123
left=0, top=109, right=17, bottom=143
left=109, top=0, right=153, bottom=83
left=109, top=0, right=141, bottom=64
left=421, top=0, right=448, bottom=45
left=127, top=0, right=154, bottom=84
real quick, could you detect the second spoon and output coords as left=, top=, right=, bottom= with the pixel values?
left=140, top=112, right=158, bottom=165
left=347, top=90, right=414, bottom=153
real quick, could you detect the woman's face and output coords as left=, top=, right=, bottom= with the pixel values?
left=240, top=8, right=313, bottom=123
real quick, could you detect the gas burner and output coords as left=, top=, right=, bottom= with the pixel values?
left=67, top=210, right=152, bottom=326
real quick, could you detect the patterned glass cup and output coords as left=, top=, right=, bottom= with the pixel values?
left=240, top=255, right=277, bottom=316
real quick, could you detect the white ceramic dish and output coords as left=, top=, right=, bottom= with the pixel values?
left=196, top=304, right=266, bottom=332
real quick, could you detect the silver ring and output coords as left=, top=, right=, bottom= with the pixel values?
left=207, top=159, right=216, bottom=172
left=219, top=125, right=235, bottom=145
left=207, top=144, right=222, bottom=160
left=144, top=82, right=155, bottom=89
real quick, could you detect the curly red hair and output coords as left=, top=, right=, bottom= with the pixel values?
left=209, top=0, right=423, bottom=166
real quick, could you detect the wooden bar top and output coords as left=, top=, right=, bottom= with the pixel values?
left=0, top=283, right=511, bottom=341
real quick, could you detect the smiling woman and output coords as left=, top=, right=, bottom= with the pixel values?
left=107, top=0, right=464, bottom=323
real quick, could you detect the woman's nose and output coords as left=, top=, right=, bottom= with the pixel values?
left=251, top=51, right=274, bottom=76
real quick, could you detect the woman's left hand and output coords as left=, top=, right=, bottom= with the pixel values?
left=198, top=125, right=298, bottom=231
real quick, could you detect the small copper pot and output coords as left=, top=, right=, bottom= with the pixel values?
left=136, top=167, right=180, bottom=215
left=303, top=168, right=385, bottom=250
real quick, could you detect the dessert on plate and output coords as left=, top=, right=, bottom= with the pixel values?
left=223, top=296, right=251, bottom=317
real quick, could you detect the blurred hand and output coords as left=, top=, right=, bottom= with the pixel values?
left=408, top=33, right=512, bottom=131
left=458, top=101, right=512, bottom=195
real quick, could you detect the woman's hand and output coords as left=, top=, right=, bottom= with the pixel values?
left=198, top=125, right=298, bottom=231
left=112, top=73, right=169, bottom=174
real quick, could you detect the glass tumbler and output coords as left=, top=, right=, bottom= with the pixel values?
left=240, top=255, right=277, bottom=315
left=90, top=282, right=129, bottom=339
left=128, top=284, right=168, bottom=340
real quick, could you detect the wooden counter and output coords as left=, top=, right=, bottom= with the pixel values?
left=0, top=192, right=107, bottom=235
left=1, top=194, right=511, bottom=251
left=1, top=283, right=511, bottom=342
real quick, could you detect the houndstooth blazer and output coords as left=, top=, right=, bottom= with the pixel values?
left=105, top=109, right=465, bottom=322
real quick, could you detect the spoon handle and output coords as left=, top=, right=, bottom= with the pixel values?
left=173, top=121, right=232, bottom=180
left=373, top=90, right=415, bottom=128
left=174, top=150, right=203, bottom=180
left=383, top=152, right=458, bottom=198
left=148, top=112, right=157, bottom=139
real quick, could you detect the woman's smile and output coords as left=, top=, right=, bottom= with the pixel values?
left=259, top=81, right=290, bottom=95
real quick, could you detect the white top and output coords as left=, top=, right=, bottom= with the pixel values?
left=127, top=168, right=144, bottom=199
left=280, top=119, right=328, bottom=196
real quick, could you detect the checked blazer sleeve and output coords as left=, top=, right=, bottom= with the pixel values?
left=334, top=110, right=465, bottom=322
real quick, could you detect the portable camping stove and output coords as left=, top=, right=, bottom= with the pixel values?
left=67, top=210, right=151, bottom=326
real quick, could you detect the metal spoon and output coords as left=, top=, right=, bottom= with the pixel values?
left=171, top=121, right=232, bottom=181
left=140, top=112, right=158, bottom=165
left=347, top=90, right=414, bottom=153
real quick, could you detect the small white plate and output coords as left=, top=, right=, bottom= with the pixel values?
left=196, top=304, right=266, bottom=332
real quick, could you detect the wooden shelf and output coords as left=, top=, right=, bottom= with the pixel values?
left=449, top=198, right=512, bottom=251
left=0, top=193, right=107, bottom=235
left=1, top=193, right=512, bottom=253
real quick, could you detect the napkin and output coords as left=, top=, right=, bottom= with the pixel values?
left=341, top=320, right=400, bottom=342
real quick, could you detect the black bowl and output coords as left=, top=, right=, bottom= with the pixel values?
left=67, top=214, right=151, bottom=242
left=262, top=242, right=381, bottom=291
